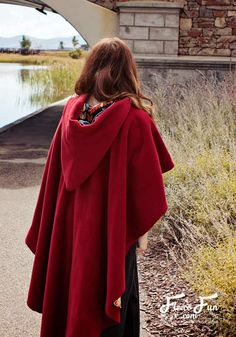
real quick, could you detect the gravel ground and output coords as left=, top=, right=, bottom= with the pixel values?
left=137, top=234, right=220, bottom=337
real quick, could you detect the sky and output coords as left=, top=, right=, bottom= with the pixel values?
left=0, top=4, right=86, bottom=42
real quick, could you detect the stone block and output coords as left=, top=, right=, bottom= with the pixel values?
left=198, top=36, right=213, bottom=44
left=203, top=28, right=215, bottom=36
left=230, top=41, right=236, bottom=48
left=120, top=13, right=134, bottom=26
left=227, top=17, right=236, bottom=28
left=216, top=42, right=229, bottom=48
left=189, top=47, right=202, bottom=55
left=165, top=14, right=179, bottom=27
left=228, top=11, right=236, bottom=17
left=215, top=27, right=232, bottom=35
left=179, top=30, right=189, bottom=36
left=214, top=48, right=231, bottom=56
left=164, top=41, right=179, bottom=54
left=213, top=10, right=225, bottom=17
left=205, top=6, right=234, bottom=10
left=232, top=49, right=236, bottom=56
left=201, top=43, right=217, bottom=47
left=198, top=18, right=215, bottom=28
left=179, top=48, right=189, bottom=55
left=119, top=26, right=149, bottom=40
left=123, top=39, right=134, bottom=51
left=180, top=18, right=192, bottom=30
left=184, top=10, right=199, bottom=18
left=198, top=47, right=216, bottom=55
left=187, top=28, right=203, bottom=37
left=180, top=36, right=192, bottom=44
left=150, top=27, right=179, bottom=40
left=199, top=7, right=213, bottom=18
left=215, top=17, right=226, bottom=27
left=189, top=1, right=200, bottom=9
left=134, top=40, right=164, bottom=54
left=205, top=0, right=230, bottom=5
left=135, top=13, right=164, bottom=27
left=217, top=35, right=236, bottom=42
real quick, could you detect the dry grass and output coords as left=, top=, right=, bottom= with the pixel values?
left=144, top=70, right=236, bottom=336
left=27, top=58, right=85, bottom=103
left=0, top=50, right=87, bottom=65
left=183, top=237, right=236, bottom=337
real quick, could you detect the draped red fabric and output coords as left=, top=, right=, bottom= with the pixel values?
left=25, top=93, right=175, bottom=337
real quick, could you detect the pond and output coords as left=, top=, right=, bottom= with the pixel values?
left=0, top=62, right=54, bottom=129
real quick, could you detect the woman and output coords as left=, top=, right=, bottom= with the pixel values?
left=24, top=37, right=174, bottom=337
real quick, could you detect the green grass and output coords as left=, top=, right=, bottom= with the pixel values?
left=27, top=58, right=85, bottom=104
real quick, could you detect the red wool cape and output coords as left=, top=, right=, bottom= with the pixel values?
left=25, top=93, right=174, bottom=337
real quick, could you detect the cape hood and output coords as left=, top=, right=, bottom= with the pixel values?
left=25, top=93, right=174, bottom=337
left=61, top=93, right=131, bottom=190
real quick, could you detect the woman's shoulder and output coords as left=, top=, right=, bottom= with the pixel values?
left=63, top=94, right=77, bottom=110
left=127, top=103, right=153, bottom=130
left=66, top=94, right=79, bottom=105
left=63, top=94, right=83, bottom=115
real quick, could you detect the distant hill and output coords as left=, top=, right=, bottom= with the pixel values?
left=0, top=35, right=87, bottom=50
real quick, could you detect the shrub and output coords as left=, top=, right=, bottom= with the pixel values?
left=69, top=48, right=82, bottom=59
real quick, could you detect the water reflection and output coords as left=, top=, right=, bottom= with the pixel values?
left=0, top=63, right=51, bottom=128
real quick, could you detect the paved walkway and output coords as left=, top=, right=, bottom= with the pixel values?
left=0, top=103, right=151, bottom=337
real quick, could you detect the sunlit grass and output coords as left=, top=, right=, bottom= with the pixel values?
left=27, top=58, right=85, bottom=104
left=183, top=237, right=236, bottom=336
left=0, top=50, right=88, bottom=65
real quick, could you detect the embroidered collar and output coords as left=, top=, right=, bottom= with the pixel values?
left=79, top=99, right=115, bottom=125
left=81, top=100, right=114, bottom=115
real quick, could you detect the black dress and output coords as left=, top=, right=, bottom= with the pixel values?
left=100, top=241, right=140, bottom=337
left=78, top=98, right=140, bottom=337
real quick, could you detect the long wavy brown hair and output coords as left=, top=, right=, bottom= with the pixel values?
left=74, top=37, right=154, bottom=117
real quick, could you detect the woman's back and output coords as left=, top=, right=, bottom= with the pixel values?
left=24, top=37, right=175, bottom=337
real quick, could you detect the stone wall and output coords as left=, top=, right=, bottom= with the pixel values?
left=116, top=2, right=183, bottom=55
left=179, top=0, right=236, bottom=56
left=88, top=0, right=115, bottom=10
left=88, top=0, right=236, bottom=57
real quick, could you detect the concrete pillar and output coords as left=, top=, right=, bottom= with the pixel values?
left=116, top=1, right=184, bottom=56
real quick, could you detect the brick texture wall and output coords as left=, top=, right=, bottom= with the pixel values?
left=179, top=0, right=236, bottom=56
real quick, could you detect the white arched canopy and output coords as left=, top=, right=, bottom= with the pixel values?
left=0, top=0, right=118, bottom=46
